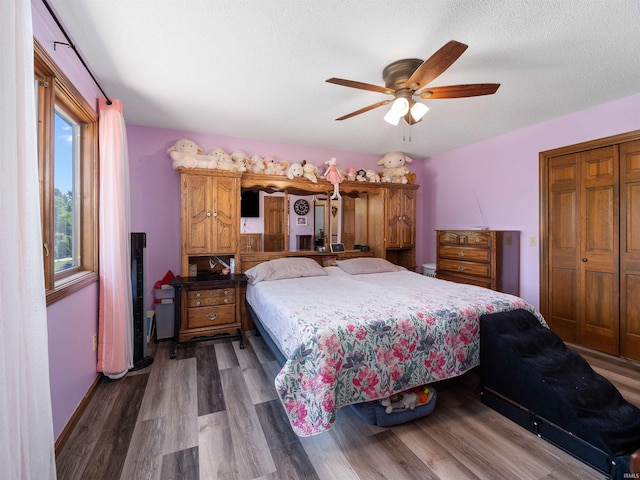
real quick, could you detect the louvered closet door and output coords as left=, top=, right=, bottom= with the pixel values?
left=620, top=139, right=640, bottom=360
left=580, top=146, right=619, bottom=355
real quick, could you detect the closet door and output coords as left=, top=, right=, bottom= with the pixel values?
left=620, top=140, right=640, bottom=360
left=579, top=146, right=619, bottom=355
left=548, top=153, right=580, bottom=342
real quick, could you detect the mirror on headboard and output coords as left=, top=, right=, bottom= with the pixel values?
left=239, top=176, right=383, bottom=254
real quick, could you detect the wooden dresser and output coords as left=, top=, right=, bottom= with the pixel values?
left=435, top=230, right=520, bottom=295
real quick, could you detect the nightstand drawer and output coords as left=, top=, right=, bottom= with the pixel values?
left=187, top=304, right=236, bottom=328
left=438, top=259, right=491, bottom=278
left=187, top=288, right=235, bottom=307
left=439, top=246, right=490, bottom=263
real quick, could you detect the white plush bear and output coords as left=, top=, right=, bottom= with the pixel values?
left=380, top=391, right=419, bottom=414
left=302, top=160, right=318, bottom=183
left=249, top=155, right=266, bottom=174
left=286, top=162, right=304, bottom=180
left=215, top=152, right=235, bottom=171
left=365, top=169, right=381, bottom=183
left=167, top=139, right=215, bottom=169
left=377, top=151, right=413, bottom=183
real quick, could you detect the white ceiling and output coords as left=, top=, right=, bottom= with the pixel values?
left=47, top=0, right=640, bottom=158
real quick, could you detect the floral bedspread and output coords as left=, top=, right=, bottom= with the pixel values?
left=246, top=268, right=545, bottom=436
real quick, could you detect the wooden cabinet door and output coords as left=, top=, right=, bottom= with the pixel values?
left=620, top=139, right=640, bottom=360
left=182, top=174, right=213, bottom=254
left=182, top=173, right=238, bottom=255
left=580, top=146, right=619, bottom=354
left=386, top=187, right=415, bottom=249
left=212, top=175, right=238, bottom=254
left=263, top=196, right=284, bottom=252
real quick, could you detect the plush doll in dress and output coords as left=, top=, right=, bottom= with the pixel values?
left=324, top=157, right=342, bottom=199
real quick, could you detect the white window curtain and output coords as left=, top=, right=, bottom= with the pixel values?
left=0, top=0, right=57, bottom=478
left=97, top=98, right=133, bottom=379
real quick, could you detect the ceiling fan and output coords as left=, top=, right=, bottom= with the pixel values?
left=326, top=40, right=500, bottom=126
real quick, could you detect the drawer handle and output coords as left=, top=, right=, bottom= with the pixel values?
left=224, top=289, right=229, bottom=295
left=196, top=292, right=201, bottom=297
left=207, top=313, right=218, bottom=321
left=196, top=301, right=201, bottom=306
left=458, top=266, right=465, bottom=271
left=224, top=299, right=229, bottom=303
left=474, top=238, right=481, bottom=243
left=458, top=251, right=465, bottom=257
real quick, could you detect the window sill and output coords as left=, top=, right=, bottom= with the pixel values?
left=46, top=271, right=99, bottom=305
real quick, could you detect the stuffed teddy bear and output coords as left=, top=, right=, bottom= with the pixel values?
left=167, top=138, right=216, bottom=169
left=355, top=169, right=368, bottom=182
left=365, top=169, right=381, bottom=183
left=380, top=391, right=419, bottom=414
left=377, top=151, right=413, bottom=184
left=248, top=155, right=266, bottom=174
left=301, top=160, right=318, bottom=183
left=286, top=162, right=304, bottom=180
left=344, top=167, right=358, bottom=182
left=263, top=156, right=278, bottom=175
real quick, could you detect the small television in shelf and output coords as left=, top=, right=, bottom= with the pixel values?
left=241, top=190, right=260, bottom=218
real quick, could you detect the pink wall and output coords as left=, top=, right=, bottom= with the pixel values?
left=127, top=125, right=390, bottom=301
left=416, top=93, right=640, bottom=308
left=32, top=0, right=103, bottom=440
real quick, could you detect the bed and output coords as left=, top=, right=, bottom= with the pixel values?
left=244, top=256, right=545, bottom=436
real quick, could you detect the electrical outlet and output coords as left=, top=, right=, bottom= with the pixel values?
left=92, top=333, right=98, bottom=351
left=529, top=236, right=537, bottom=247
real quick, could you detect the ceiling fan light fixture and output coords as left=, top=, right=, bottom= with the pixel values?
left=384, top=96, right=410, bottom=125
left=410, top=102, right=429, bottom=122
left=384, top=108, right=403, bottom=125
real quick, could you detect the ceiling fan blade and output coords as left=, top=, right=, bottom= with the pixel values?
left=335, top=100, right=391, bottom=120
left=405, top=40, right=468, bottom=91
left=326, top=77, right=395, bottom=95
left=419, top=83, right=500, bottom=99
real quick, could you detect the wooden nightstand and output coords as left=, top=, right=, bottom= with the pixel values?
left=169, top=274, right=247, bottom=358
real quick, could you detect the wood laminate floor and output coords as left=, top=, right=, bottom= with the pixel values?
left=55, top=334, right=640, bottom=480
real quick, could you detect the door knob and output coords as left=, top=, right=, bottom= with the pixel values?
left=581, top=258, right=588, bottom=262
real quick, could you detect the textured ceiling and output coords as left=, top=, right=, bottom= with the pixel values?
left=47, top=0, right=640, bottom=157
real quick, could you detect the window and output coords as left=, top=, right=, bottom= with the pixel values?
left=34, top=41, right=98, bottom=303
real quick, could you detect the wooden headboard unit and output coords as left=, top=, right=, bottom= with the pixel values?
left=238, top=249, right=373, bottom=273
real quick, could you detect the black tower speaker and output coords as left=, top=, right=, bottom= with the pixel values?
left=131, top=232, right=153, bottom=371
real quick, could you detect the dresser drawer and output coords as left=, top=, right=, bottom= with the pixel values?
left=187, top=288, right=235, bottom=307
left=438, top=231, right=465, bottom=245
left=439, top=246, right=490, bottom=263
left=438, top=259, right=491, bottom=278
left=187, top=304, right=236, bottom=329
left=464, top=233, right=491, bottom=246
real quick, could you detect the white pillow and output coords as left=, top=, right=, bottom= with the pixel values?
left=245, top=257, right=328, bottom=284
left=336, top=257, right=405, bottom=275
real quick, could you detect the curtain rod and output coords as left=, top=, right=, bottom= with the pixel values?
left=41, top=0, right=112, bottom=105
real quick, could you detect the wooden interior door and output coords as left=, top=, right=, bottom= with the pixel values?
left=263, top=196, right=284, bottom=252
left=579, top=146, right=619, bottom=354
left=620, top=139, right=640, bottom=360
